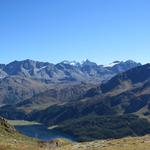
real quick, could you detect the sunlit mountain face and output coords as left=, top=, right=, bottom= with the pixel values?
left=0, top=59, right=140, bottom=105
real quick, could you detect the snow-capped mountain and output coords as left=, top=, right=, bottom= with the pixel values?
left=0, top=59, right=141, bottom=105
left=0, top=59, right=141, bottom=83
left=61, top=60, right=80, bottom=66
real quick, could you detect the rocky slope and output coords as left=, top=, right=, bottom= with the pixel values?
left=0, top=59, right=146, bottom=142
left=56, top=135, right=150, bottom=150
left=0, top=76, right=49, bottom=104
left=2, top=63, right=150, bottom=141
left=24, top=64, right=150, bottom=124
left=1, top=59, right=140, bottom=83
left=0, top=59, right=140, bottom=105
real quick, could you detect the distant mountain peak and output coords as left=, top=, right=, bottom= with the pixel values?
left=81, top=59, right=97, bottom=66
left=61, top=60, right=79, bottom=66
left=104, top=60, right=141, bottom=68
left=0, top=59, right=141, bottom=84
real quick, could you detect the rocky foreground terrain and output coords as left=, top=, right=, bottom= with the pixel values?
left=1, top=133, right=150, bottom=150
left=58, top=136, right=150, bottom=150
left=1, top=116, right=150, bottom=150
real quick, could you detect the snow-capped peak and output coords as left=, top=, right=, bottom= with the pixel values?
left=104, top=61, right=121, bottom=67
left=61, top=60, right=79, bottom=66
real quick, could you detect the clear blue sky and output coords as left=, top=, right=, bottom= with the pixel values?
left=0, top=0, right=150, bottom=64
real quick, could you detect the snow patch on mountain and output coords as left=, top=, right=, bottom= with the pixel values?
left=61, top=60, right=79, bottom=66
left=104, top=61, right=121, bottom=67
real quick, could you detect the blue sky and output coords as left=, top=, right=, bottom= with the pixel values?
left=0, top=0, right=150, bottom=64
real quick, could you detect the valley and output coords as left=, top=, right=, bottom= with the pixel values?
left=1, top=0, right=149, bottom=148
left=0, top=59, right=150, bottom=149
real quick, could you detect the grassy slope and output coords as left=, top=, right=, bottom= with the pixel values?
left=0, top=121, right=38, bottom=150
left=0, top=118, right=71, bottom=150
left=58, top=135, right=150, bottom=150
left=1, top=125, right=150, bottom=150
left=1, top=119, right=150, bottom=150
left=1, top=134, right=150, bottom=150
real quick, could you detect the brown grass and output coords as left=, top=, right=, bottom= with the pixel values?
left=1, top=134, right=150, bottom=150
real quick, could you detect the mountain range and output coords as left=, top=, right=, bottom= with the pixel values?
left=0, top=59, right=140, bottom=82
left=0, top=59, right=140, bottom=105
left=2, top=59, right=150, bottom=141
